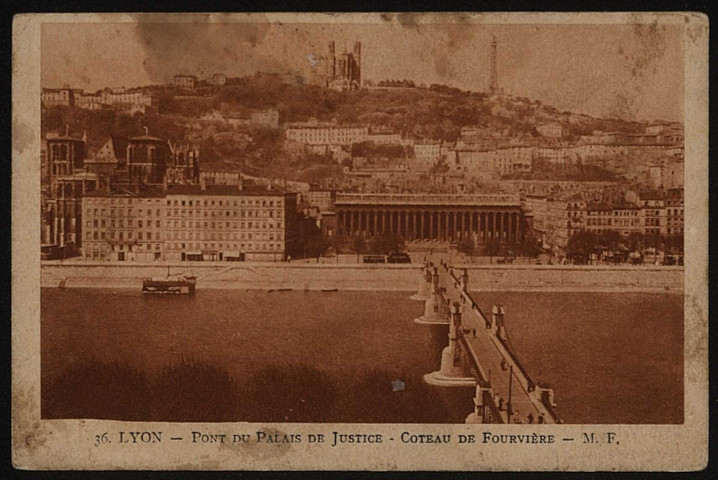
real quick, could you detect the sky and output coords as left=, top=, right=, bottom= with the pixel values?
left=41, top=17, right=684, bottom=122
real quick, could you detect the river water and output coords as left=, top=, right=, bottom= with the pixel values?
left=41, top=289, right=683, bottom=424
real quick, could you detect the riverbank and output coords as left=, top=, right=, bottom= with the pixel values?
left=41, top=260, right=684, bottom=293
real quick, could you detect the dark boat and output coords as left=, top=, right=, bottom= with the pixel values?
left=142, top=267, right=196, bottom=294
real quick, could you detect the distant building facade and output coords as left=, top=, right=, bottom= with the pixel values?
left=325, top=41, right=362, bottom=91
left=250, top=108, right=279, bottom=129
left=42, top=87, right=152, bottom=113
left=536, top=124, right=564, bottom=138
left=173, top=75, right=198, bottom=88
left=208, top=73, right=227, bottom=86
left=81, top=183, right=300, bottom=262
left=285, top=122, right=368, bottom=146
left=335, top=193, right=525, bottom=243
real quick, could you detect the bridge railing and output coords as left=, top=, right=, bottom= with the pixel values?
left=447, top=267, right=562, bottom=424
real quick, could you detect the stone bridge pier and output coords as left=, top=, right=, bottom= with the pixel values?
left=424, top=302, right=476, bottom=387
left=410, top=261, right=432, bottom=301
left=466, top=385, right=500, bottom=424
left=413, top=266, right=450, bottom=325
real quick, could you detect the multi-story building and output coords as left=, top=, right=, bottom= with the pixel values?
left=81, top=182, right=300, bottom=262
left=81, top=188, right=166, bottom=261
left=285, top=123, right=368, bottom=146
left=366, top=131, right=404, bottom=145
left=611, top=203, right=642, bottom=236
left=536, top=124, right=564, bottom=138
left=302, top=187, right=338, bottom=212
left=208, top=73, right=227, bottom=86
left=457, top=145, right=533, bottom=178
left=639, top=192, right=667, bottom=236
left=173, top=75, right=198, bottom=88
left=162, top=183, right=298, bottom=262
left=585, top=203, right=614, bottom=235
left=413, top=142, right=441, bottom=170
left=200, top=169, right=243, bottom=186
left=545, top=194, right=586, bottom=253
left=522, top=194, right=548, bottom=244
left=666, top=188, right=684, bottom=236
left=250, top=108, right=279, bottom=129
left=43, top=87, right=153, bottom=113
left=41, top=86, right=82, bottom=107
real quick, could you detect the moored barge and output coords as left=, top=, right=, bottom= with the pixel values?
left=142, top=275, right=196, bottom=294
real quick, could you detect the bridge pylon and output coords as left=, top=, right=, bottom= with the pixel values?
left=466, top=385, right=497, bottom=424
left=424, top=302, right=476, bottom=387
left=413, top=266, right=449, bottom=325
left=410, top=261, right=432, bottom=301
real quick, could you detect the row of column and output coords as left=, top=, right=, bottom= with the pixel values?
left=337, top=209, right=523, bottom=243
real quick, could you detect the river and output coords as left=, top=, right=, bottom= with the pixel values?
left=41, top=289, right=683, bottom=424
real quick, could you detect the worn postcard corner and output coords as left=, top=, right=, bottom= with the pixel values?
left=11, top=11, right=708, bottom=472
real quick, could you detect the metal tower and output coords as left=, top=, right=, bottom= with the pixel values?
left=489, top=36, right=499, bottom=94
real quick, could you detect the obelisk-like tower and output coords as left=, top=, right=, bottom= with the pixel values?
left=489, top=36, right=499, bottom=94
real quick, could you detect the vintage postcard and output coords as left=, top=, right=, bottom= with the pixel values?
left=12, top=12, right=708, bottom=471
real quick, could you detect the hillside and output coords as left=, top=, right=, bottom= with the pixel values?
left=42, top=76, right=649, bottom=182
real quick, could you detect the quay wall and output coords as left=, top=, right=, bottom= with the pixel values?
left=41, top=261, right=684, bottom=293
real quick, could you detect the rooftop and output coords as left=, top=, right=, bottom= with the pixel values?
left=166, top=184, right=291, bottom=197
left=336, top=193, right=521, bottom=207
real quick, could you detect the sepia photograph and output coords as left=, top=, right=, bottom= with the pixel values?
left=12, top=12, right=708, bottom=471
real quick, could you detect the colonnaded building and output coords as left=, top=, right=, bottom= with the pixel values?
left=334, top=193, right=527, bottom=244
left=81, top=183, right=299, bottom=262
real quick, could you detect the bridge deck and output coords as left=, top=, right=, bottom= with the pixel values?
left=429, top=255, right=557, bottom=424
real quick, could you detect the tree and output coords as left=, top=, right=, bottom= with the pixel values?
left=566, top=230, right=597, bottom=263
left=519, top=230, right=542, bottom=257
left=484, top=239, right=501, bottom=264
left=304, top=235, right=329, bottom=262
left=596, top=231, right=621, bottom=252
left=457, top=239, right=476, bottom=263
left=370, top=234, right=405, bottom=255
left=352, top=236, right=366, bottom=262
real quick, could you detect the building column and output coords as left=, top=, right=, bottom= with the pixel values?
left=403, top=211, right=409, bottom=238
left=502, top=212, right=507, bottom=242
left=372, top=211, right=377, bottom=235
left=491, top=212, right=497, bottom=241
left=419, top=211, right=424, bottom=239
left=479, top=212, right=484, bottom=242
left=468, top=211, right=474, bottom=241
left=444, top=211, right=449, bottom=241
left=450, top=211, right=455, bottom=241
left=429, top=212, right=434, bottom=240
left=348, top=210, right=354, bottom=235
left=508, top=213, right=516, bottom=243
left=439, top=212, right=444, bottom=241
